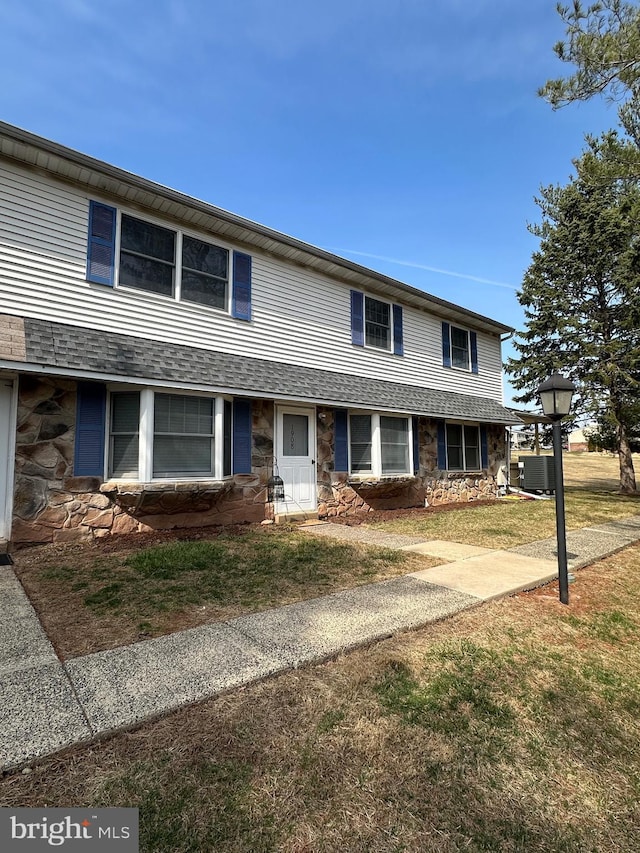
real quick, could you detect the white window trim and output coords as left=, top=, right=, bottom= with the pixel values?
left=448, top=324, right=471, bottom=372
left=106, top=386, right=232, bottom=482
left=214, top=396, right=226, bottom=479
left=445, top=421, right=481, bottom=472
left=113, top=208, right=233, bottom=315
left=348, top=411, right=413, bottom=478
left=364, top=293, right=394, bottom=354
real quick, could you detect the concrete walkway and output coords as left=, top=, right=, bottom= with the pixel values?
left=2, top=515, right=640, bottom=771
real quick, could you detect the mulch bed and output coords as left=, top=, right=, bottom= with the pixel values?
left=12, top=500, right=497, bottom=557
left=324, top=499, right=497, bottom=526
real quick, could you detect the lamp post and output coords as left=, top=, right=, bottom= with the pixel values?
left=536, top=373, right=576, bottom=605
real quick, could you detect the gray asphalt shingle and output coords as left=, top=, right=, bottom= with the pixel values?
left=24, top=317, right=518, bottom=424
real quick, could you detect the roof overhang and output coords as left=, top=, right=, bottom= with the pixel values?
left=1, top=315, right=521, bottom=426
left=0, top=121, right=513, bottom=337
left=507, top=408, right=550, bottom=426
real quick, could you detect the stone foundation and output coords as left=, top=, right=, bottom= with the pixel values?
left=317, top=417, right=506, bottom=518
left=424, top=473, right=497, bottom=505
left=11, top=378, right=274, bottom=546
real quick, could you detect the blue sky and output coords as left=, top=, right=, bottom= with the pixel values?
left=0, top=0, right=617, bottom=404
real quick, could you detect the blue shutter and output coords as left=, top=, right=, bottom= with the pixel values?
left=393, top=304, right=404, bottom=355
left=437, top=421, right=447, bottom=470
left=232, top=398, right=252, bottom=474
left=480, top=425, right=488, bottom=469
left=74, top=382, right=106, bottom=476
left=86, top=201, right=116, bottom=286
left=470, top=331, right=479, bottom=374
left=442, top=322, right=451, bottom=367
left=334, top=409, right=348, bottom=471
left=412, top=415, right=420, bottom=474
left=232, top=252, right=252, bottom=321
left=350, top=290, right=364, bottom=346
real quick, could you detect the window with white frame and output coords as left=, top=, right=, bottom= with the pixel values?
left=109, top=389, right=232, bottom=480
left=109, top=392, right=140, bottom=478
left=364, top=296, right=391, bottom=350
left=450, top=325, right=470, bottom=370
left=349, top=413, right=412, bottom=476
left=153, top=394, right=215, bottom=477
left=446, top=423, right=480, bottom=471
left=118, top=213, right=229, bottom=310
left=350, top=414, right=373, bottom=472
left=181, top=235, right=228, bottom=309
left=380, top=416, right=410, bottom=474
left=119, top=215, right=176, bottom=297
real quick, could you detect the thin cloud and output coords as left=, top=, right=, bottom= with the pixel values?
left=330, top=248, right=519, bottom=291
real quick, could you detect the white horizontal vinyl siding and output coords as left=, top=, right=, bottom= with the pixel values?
left=0, top=162, right=504, bottom=403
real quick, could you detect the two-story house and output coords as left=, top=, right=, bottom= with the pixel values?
left=0, top=122, right=519, bottom=547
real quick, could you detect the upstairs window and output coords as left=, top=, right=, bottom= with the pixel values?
left=87, top=202, right=250, bottom=319
left=450, top=326, right=470, bottom=370
left=365, top=296, right=391, bottom=350
left=120, top=215, right=176, bottom=297
left=350, top=290, right=404, bottom=355
left=181, top=235, right=228, bottom=310
left=120, top=214, right=230, bottom=307
left=442, top=322, right=479, bottom=373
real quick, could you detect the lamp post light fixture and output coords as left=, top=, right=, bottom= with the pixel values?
left=536, top=373, right=576, bottom=605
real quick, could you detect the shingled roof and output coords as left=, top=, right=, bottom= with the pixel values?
left=23, top=318, right=519, bottom=425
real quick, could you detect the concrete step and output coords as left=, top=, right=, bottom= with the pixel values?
left=274, top=511, right=319, bottom=524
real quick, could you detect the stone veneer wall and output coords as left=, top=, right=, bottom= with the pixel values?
left=11, top=377, right=273, bottom=546
left=317, top=409, right=506, bottom=518
left=12, top=379, right=507, bottom=543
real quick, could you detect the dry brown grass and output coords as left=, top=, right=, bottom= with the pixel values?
left=3, top=545, right=640, bottom=851
left=12, top=453, right=640, bottom=660
left=521, top=449, right=635, bottom=492
left=368, top=452, right=640, bottom=547
left=12, top=527, right=437, bottom=659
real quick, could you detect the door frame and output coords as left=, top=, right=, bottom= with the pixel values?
left=274, top=403, right=317, bottom=514
left=0, top=376, right=18, bottom=542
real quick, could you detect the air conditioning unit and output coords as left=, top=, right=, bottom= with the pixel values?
left=521, top=456, right=556, bottom=492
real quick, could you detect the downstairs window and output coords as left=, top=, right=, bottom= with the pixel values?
left=349, top=413, right=412, bottom=477
left=109, top=389, right=232, bottom=480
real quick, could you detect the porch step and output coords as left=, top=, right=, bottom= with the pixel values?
left=274, top=511, right=319, bottom=524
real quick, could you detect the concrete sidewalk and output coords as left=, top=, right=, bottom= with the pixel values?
left=2, top=515, right=640, bottom=771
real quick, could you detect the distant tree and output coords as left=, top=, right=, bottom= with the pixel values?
left=507, top=139, right=640, bottom=493
left=589, top=403, right=640, bottom=452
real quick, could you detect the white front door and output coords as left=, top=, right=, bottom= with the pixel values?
left=275, top=405, right=317, bottom=515
left=0, top=380, right=15, bottom=541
